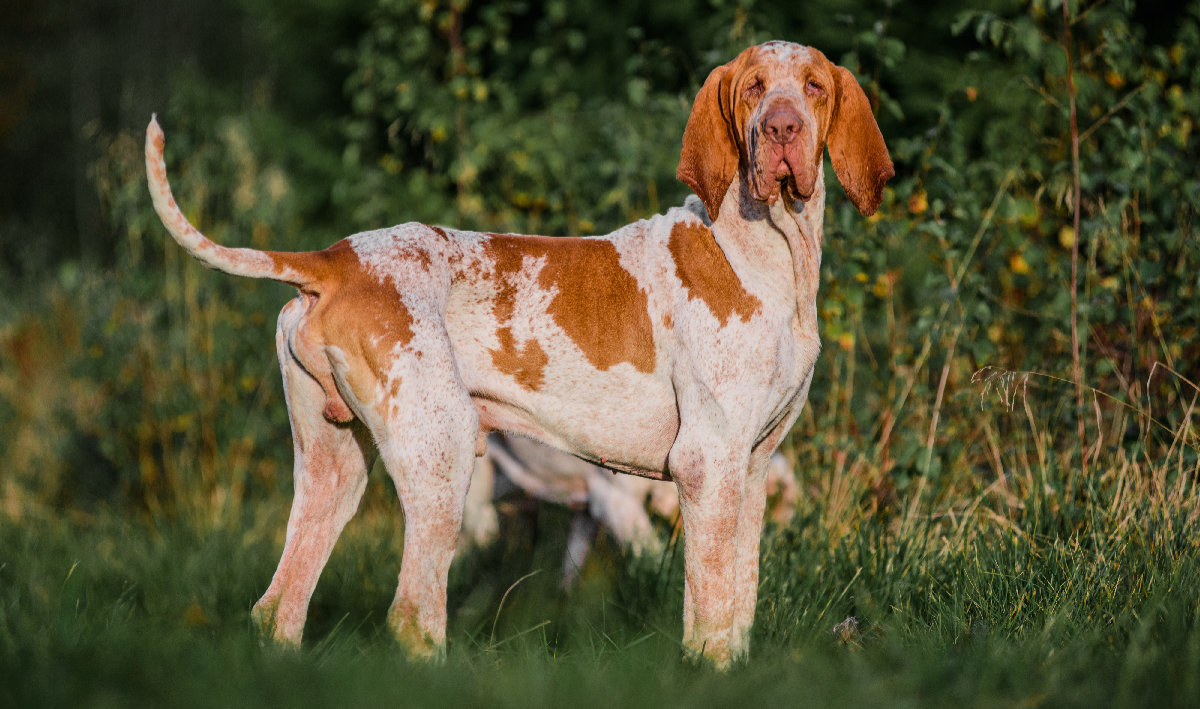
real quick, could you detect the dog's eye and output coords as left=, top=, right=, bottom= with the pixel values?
left=806, top=80, right=825, bottom=97
left=743, top=80, right=765, bottom=100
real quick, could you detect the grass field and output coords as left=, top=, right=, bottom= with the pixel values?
left=3, top=406, right=1198, bottom=708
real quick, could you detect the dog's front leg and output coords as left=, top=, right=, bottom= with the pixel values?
left=670, top=438, right=749, bottom=670
left=730, top=388, right=808, bottom=656
left=728, top=444, right=772, bottom=659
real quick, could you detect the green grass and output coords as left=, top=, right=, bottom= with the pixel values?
left=3, top=467, right=1198, bottom=708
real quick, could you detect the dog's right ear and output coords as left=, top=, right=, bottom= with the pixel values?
left=677, top=60, right=740, bottom=223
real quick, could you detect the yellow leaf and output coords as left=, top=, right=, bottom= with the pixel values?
left=1169, top=44, right=1184, bottom=66
left=183, top=602, right=209, bottom=628
left=1009, top=253, right=1031, bottom=275
left=908, top=189, right=928, bottom=215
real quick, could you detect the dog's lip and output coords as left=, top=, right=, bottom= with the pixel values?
left=752, top=155, right=811, bottom=204
left=782, top=174, right=810, bottom=202
left=778, top=154, right=812, bottom=200
left=783, top=155, right=814, bottom=201
left=748, top=126, right=813, bottom=205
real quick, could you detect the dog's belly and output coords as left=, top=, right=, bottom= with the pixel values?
left=468, top=371, right=679, bottom=480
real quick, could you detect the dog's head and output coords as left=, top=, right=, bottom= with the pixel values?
left=677, top=41, right=894, bottom=221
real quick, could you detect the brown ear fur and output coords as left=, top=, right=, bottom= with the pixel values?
left=829, top=66, right=894, bottom=216
left=677, top=60, right=740, bottom=222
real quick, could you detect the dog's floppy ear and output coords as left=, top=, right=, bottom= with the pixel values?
left=677, top=60, right=740, bottom=222
left=828, top=66, right=894, bottom=216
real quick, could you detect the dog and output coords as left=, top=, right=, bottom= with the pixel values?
left=462, top=432, right=798, bottom=587
left=145, top=40, right=892, bottom=668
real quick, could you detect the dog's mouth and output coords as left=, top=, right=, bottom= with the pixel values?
left=772, top=161, right=806, bottom=204
left=748, top=132, right=815, bottom=206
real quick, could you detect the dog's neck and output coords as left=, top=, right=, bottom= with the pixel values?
left=711, top=168, right=825, bottom=331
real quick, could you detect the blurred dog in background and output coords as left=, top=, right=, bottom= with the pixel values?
left=463, top=433, right=799, bottom=587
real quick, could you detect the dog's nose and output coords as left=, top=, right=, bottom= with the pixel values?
left=763, top=108, right=802, bottom=144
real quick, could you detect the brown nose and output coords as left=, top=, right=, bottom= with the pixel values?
left=763, top=108, right=801, bottom=144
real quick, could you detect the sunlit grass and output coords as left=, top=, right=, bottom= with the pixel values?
left=2, top=420, right=1198, bottom=708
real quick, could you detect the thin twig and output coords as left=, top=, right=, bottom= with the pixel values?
left=974, top=365, right=1198, bottom=449
left=872, top=171, right=1016, bottom=461
left=489, top=568, right=543, bottom=646
left=1079, top=83, right=1150, bottom=144
left=923, top=321, right=964, bottom=475
left=1062, top=0, right=1087, bottom=476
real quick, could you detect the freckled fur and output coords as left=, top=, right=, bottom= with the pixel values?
left=144, top=40, right=892, bottom=670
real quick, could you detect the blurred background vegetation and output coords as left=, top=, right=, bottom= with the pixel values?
left=2, top=0, right=1194, bottom=527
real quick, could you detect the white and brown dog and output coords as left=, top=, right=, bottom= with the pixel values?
left=146, top=41, right=892, bottom=668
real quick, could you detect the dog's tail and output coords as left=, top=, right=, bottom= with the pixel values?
left=145, top=115, right=321, bottom=289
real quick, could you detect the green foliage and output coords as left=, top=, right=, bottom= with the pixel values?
left=943, top=1, right=1200, bottom=384
left=337, top=0, right=715, bottom=234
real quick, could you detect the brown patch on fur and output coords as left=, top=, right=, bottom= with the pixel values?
left=484, top=235, right=655, bottom=374
left=282, top=241, right=418, bottom=418
left=489, top=326, right=549, bottom=390
left=313, top=242, right=415, bottom=357
left=388, top=374, right=404, bottom=402
left=412, top=248, right=433, bottom=272
left=668, top=222, right=761, bottom=326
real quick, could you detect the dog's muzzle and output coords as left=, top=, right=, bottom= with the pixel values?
left=749, top=102, right=816, bottom=205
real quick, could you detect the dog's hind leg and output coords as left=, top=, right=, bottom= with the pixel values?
left=366, top=324, right=477, bottom=660
left=251, top=300, right=373, bottom=646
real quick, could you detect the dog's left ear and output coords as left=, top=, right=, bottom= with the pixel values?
left=828, top=66, right=894, bottom=216
left=677, top=60, right=740, bottom=222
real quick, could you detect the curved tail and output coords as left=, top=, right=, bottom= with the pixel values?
left=145, top=115, right=316, bottom=288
